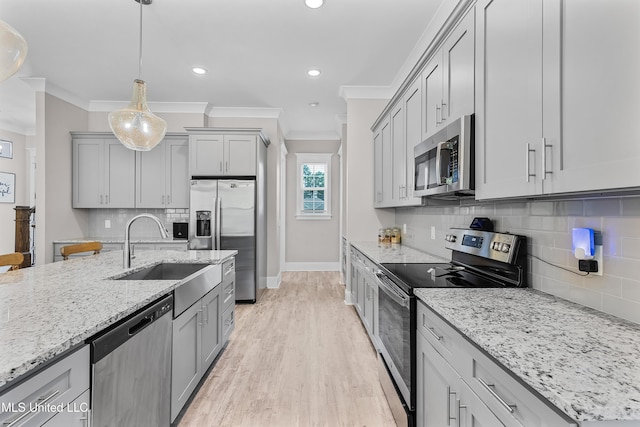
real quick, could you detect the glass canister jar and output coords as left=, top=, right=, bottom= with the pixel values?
left=391, top=227, right=401, bottom=244
left=384, top=228, right=393, bottom=243
left=378, top=228, right=386, bottom=244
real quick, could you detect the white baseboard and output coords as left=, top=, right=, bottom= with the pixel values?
left=284, top=262, right=341, bottom=272
left=344, top=289, right=355, bottom=305
left=267, top=273, right=281, bottom=289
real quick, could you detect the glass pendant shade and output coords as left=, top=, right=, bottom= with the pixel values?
left=108, top=79, right=167, bottom=151
left=0, top=19, right=28, bottom=83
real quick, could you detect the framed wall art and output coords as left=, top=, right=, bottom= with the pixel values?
left=0, top=140, right=12, bottom=159
left=0, top=172, right=16, bottom=203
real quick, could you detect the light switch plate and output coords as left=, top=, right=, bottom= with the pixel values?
left=430, top=226, right=436, bottom=240
left=105, top=220, right=111, bottom=229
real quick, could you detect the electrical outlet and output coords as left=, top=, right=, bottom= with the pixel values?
left=402, top=224, right=407, bottom=234
left=105, top=219, right=111, bottom=229
left=430, top=226, right=436, bottom=240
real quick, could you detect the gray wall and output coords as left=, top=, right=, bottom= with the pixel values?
left=396, top=197, right=640, bottom=324
left=0, top=129, right=28, bottom=254
left=285, top=140, right=341, bottom=269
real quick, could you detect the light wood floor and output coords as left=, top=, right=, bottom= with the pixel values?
left=179, top=271, right=396, bottom=427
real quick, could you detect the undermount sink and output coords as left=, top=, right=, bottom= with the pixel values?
left=116, top=263, right=209, bottom=281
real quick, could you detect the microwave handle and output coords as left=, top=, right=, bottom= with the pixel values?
left=435, top=141, right=451, bottom=184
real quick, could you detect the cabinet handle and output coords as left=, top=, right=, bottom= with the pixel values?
left=425, top=325, right=443, bottom=341
left=526, top=143, right=536, bottom=182
left=167, top=194, right=171, bottom=204
left=436, top=104, right=441, bottom=125
left=219, top=161, right=223, bottom=172
left=225, top=161, right=229, bottom=172
left=162, top=195, right=165, bottom=205
left=203, top=304, right=209, bottom=324
left=79, top=409, right=90, bottom=427
left=100, top=195, right=103, bottom=205
left=477, top=377, right=516, bottom=413
left=105, top=194, right=109, bottom=204
left=441, top=100, right=447, bottom=121
left=4, top=389, right=60, bottom=427
left=447, top=386, right=455, bottom=426
left=456, top=399, right=467, bottom=427
left=198, top=308, right=203, bottom=327
left=541, top=138, right=552, bottom=181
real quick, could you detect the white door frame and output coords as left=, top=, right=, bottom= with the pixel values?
left=279, top=141, right=288, bottom=275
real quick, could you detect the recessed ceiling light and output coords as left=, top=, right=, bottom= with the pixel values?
left=309, top=102, right=319, bottom=107
left=192, top=67, right=207, bottom=75
left=305, top=0, right=324, bottom=9
left=307, top=69, right=321, bottom=77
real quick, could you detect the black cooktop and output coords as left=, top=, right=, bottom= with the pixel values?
left=380, top=262, right=507, bottom=294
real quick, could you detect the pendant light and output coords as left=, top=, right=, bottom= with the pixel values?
left=0, top=19, right=28, bottom=83
left=109, top=0, right=167, bottom=151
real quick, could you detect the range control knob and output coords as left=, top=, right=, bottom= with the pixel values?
left=445, top=234, right=457, bottom=243
left=500, top=243, right=511, bottom=253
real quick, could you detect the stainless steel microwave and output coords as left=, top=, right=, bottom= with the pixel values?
left=413, top=114, right=474, bottom=198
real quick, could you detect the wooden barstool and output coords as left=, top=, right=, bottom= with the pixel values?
left=0, top=252, right=25, bottom=271
left=60, top=242, right=103, bottom=260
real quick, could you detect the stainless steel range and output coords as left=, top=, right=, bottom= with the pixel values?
left=374, top=228, right=527, bottom=427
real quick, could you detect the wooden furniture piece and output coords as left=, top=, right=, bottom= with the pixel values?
left=60, top=242, right=103, bottom=260
left=14, top=206, right=34, bottom=268
left=0, top=252, right=25, bottom=271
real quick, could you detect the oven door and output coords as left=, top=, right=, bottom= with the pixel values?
left=375, top=271, right=412, bottom=407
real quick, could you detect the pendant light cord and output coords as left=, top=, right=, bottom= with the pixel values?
left=138, top=0, right=143, bottom=80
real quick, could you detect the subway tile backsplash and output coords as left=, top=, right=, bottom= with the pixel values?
left=396, top=196, right=640, bottom=324
left=88, top=208, right=189, bottom=239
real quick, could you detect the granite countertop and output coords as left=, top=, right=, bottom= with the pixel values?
left=350, top=241, right=447, bottom=264
left=415, top=288, right=640, bottom=423
left=0, top=249, right=236, bottom=390
left=53, top=237, right=189, bottom=244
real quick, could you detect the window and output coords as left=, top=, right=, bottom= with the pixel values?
left=296, top=153, right=332, bottom=220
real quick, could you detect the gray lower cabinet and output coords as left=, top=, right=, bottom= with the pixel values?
left=349, top=245, right=379, bottom=349
left=416, top=301, right=577, bottom=427
left=171, top=285, right=221, bottom=422
left=0, top=345, right=90, bottom=427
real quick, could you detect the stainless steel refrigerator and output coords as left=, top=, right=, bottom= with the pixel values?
left=189, top=179, right=262, bottom=302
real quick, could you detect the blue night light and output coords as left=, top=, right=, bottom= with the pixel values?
left=572, top=228, right=595, bottom=260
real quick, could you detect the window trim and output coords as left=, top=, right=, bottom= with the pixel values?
left=295, top=152, right=332, bottom=220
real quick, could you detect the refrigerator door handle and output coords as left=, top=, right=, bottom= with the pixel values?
left=215, top=196, right=221, bottom=250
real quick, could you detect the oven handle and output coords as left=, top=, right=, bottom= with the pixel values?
left=375, top=271, right=410, bottom=308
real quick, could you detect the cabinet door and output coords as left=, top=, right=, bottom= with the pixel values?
left=381, top=119, right=393, bottom=205
left=475, top=0, right=543, bottom=200
left=201, top=287, right=222, bottom=370
left=390, top=102, right=405, bottom=204
left=442, top=9, right=475, bottom=123
left=542, top=0, right=640, bottom=194
left=72, top=138, right=103, bottom=208
left=350, top=250, right=359, bottom=305
left=422, top=53, right=444, bottom=139
left=104, top=139, right=136, bottom=207
left=224, top=135, right=256, bottom=176
left=171, top=302, right=202, bottom=422
left=403, top=78, right=423, bottom=205
left=190, top=135, right=224, bottom=176
left=373, top=128, right=384, bottom=206
left=417, top=332, right=458, bottom=427
left=136, top=141, right=166, bottom=208
left=166, top=137, right=189, bottom=207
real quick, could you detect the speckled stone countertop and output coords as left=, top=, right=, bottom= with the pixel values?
left=350, top=241, right=447, bottom=264
left=415, top=288, right=640, bottom=423
left=53, top=237, right=188, bottom=244
left=0, top=249, right=236, bottom=390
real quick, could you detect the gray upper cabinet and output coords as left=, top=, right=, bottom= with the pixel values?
left=72, top=134, right=135, bottom=208
left=136, top=135, right=189, bottom=208
left=373, top=116, right=391, bottom=207
left=475, top=0, right=640, bottom=200
left=422, top=9, right=475, bottom=140
left=189, top=133, right=257, bottom=176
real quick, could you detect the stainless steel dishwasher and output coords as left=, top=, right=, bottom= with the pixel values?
left=90, top=294, right=173, bottom=427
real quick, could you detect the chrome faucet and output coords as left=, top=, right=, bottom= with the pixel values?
left=123, top=213, right=169, bottom=268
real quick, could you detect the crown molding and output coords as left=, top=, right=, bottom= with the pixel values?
left=285, top=130, right=340, bottom=141
left=338, top=85, right=395, bottom=101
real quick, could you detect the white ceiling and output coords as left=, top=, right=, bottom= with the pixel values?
left=1, top=0, right=444, bottom=139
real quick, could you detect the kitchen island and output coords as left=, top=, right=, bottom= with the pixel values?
left=0, top=249, right=236, bottom=391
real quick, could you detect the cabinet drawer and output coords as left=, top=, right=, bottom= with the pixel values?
left=222, top=275, right=235, bottom=310
left=467, top=344, right=577, bottom=427
left=41, top=389, right=90, bottom=427
left=222, top=306, right=235, bottom=342
left=416, top=301, right=468, bottom=372
left=0, top=345, right=90, bottom=427
left=222, top=258, right=235, bottom=279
